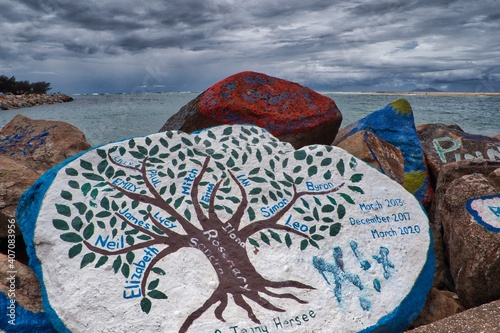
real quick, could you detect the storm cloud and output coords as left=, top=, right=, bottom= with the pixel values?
left=1, top=0, right=499, bottom=93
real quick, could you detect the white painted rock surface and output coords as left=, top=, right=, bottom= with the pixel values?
left=18, top=125, right=434, bottom=333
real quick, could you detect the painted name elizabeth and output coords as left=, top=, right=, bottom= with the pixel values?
left=51, top=126, right=366, bottom=333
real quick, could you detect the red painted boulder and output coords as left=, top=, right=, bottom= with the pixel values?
left=159, top=71, right=342, bottom=148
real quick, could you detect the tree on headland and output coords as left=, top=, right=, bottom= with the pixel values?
left=52, top=127, right=365, bottom=333
left=0, top=75, right=51, bottom=94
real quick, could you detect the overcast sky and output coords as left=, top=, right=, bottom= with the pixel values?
left=1, top=0, right=499, bottom=94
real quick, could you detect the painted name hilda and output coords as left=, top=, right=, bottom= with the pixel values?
left=21, top=125, right=434, bottom=333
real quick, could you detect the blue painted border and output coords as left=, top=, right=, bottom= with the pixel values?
left=0, top=293, right=57, bottom=333
left=466, top=194, right=500, bottom=233
left=16, top=138, right=137, bottom=332
left=358, top=205, right=435, bottom=333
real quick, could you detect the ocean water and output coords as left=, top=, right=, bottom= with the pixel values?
left=0, top=92, right=498, bottom=147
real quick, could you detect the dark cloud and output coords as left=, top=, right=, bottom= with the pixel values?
left=0, top=0, right=498, bottom=93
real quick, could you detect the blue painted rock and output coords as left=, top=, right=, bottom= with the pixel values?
left=18, top=125, right=433, bottom=332
left=159, top=71, right=343, bottom=149
left=336, top=130, right=405, bottom=185
left=0, top=253, right=57, bottom=332
left=439, top=173, right=500, bottom=308
left=416, top=123, right=500, bottom=181
left=333, top=99, right=433, bottom=206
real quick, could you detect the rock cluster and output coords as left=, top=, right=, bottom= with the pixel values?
left=0, top=71, right=498, bottom=332
left=0, top=93, right=73, bottom=110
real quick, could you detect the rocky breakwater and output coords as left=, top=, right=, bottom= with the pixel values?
left=0, top=93, right=73, bottom=110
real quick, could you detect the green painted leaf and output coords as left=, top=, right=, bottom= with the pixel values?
left=337, top=205, right=346, bottom=219
left=309, top=239, right=320, bottom=249
left=73, top=202, right=87, bottom=215
left=152, top=267, right=166, bottom=276
left=97, top=160, right=108, bottom=174
left=323, top=217, right=334, bottom=223
left=96, top=149, right=107, bottom=159
left=350, top=157, right=358, bottom=170
left=268, top=229, right=282, bottom=243
left=113, top=256, right=122, bottom=274
left=260, top=232, right=270, bottom=245
left=300, top=239, right=309, bottom=250
left=68, top=180, right=79, bottom=189
left=149, top=145, right=160, bottom=156
left=330, top=223, right=341, bottom=236
left=309, top=225, right=317, bottom=234
left=324, top=170, right=332, bottom=179
left=340, top=193, right=355, bottom=204
left=80, top=253, right=96, bottom=268
left=90, top=189, right=99, bottom=200
left=81, top=183, right=91, bottom=196
left=83, top=173, right=105, bottom=182
left=248, top=207, right=256, bottom=221
left=95, top=256, right=109, bottom=268
left=68, top=244, right=83, bottom=258
left=121, top=264, right=130, bottom=278
left=319, top=225, right=329, bottom=231
left=71, top=216, right=84, bottom=231
left=184, top=209, right=191, bottom=221
left=312, top=234, right=325, bottom=241
left=53, top=219, right=69, bottom=230
left=285, top=233, right=292, bottom=248
left=249, top=188, right=262, bottom=195
left=223, top=127, right=233, bottom=136
left=321, top=158, right=333, bottom=166
left=313, top=207, right=319, bottom=221
left=85, top=210, right=94, bottom=223
left=249, top=177, right=266, bottom=183
left=148, top=279, right=160, bottom=290
left=308, top=166, right=318, bottom=177
left=55, top=204, right=71, bottom=217
left=126, top=235, right=135, bottom=246
left=65, top=168, right=78, bottom=176
left=61, top=190, right=72, bottom=201
left=294, top=150, right=307, bottom=160
left=100, top=197, right=110, bottom=210
left=350, top=174, right=363, bottom=183
left=174, top=196, right=184, bottom=209
left=294, top=207, right=305, bottom=214
left=293, top=166, right=302, bottom=173
left=337, top=159, right=345, bottom=176
left=327, top=196, right=337, bottom=206
left=126, top=252, right=135, bottom=264
left=322, top=204, right=335, bottom=213
left=248, top=238, right=260, bottom=248
left=80, top=160, right=93, bottom=171
left=83, top=224, right=94, bottom=240
left=148, top=290, right=168, bottom=299
left=129, top=139, right=136, bottom=148
left=141, top=298, right=152, bottom=314
left=348, top=185, right=364, bottom=194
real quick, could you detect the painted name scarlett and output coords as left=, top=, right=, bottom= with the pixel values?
left=123, top=246, right=159, bottom=299
left=181, top=168, right=199, bottom=195
left=112, top=177, right=141, bottom=192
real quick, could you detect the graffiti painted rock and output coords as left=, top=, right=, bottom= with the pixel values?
left=333, top=99, right=433, bottom=205
left=406, top=299, right=500, bottom=333
left=439, top=173, right=500, bottom=308
left=18, top=125, right=433, bottom=333
left=0, top=253, right=57, bottom=332
left=416, top=123, right=500, bottom=181
left=429, top=159, right=500, bottom=288
left=336, top=130, right=405, bottom=185
left=159, top=71, right=342, bottom=149
left=0, top=115, right=91, bottom=237
left=0, top=114, right=91, bottom=173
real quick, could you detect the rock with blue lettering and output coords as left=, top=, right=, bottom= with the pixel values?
left=18, top=125, right=433, bottom=333
left=333, top=99, right=433, bottom=205
left=416, top=123, right=500, bottom=181
left=439, top=173, right=500, bottom=308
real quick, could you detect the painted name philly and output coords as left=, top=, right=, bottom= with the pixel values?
left=53, top=126, right=370, bottom=333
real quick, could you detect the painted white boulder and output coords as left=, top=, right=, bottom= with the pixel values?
left=18, top=125, right=434, bottom=333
